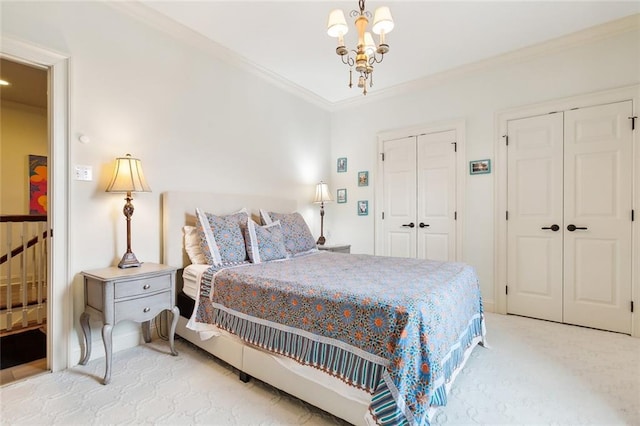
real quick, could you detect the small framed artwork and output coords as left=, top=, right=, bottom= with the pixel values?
left=358, top=171, right=369, bottom=187
left=357, top=200, right=368, bottom=216
left=337, top=157, right=347, bottom=173
left=337, top=188, right=347, bottom=204
left=469, top=159, right=491, bottom=175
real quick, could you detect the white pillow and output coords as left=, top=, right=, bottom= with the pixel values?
left=183, top=225, right=207, bottom=265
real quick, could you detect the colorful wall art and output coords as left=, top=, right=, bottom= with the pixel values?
left=29, top=155, right=48, bottom=214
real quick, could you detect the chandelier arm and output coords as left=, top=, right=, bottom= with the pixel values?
left=369, top=52, right=385, bottom=65
left=341, top=54, right=355, bottom=67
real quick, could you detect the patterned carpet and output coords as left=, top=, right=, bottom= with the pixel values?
left=1, top=313, right=639, bottom=425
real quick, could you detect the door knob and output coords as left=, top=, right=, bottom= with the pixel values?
left=402, top=223, right=415, bottom=228
left=541, top=224, right=560, bottom=231
left=419, top=222, right=429, bottom=228
left=567, top=224, right=588, bottom=232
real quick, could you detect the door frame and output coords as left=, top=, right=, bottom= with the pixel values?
left=494, top=84, right=640, bottom=337
left=1, top=37, right=71, bottom=369
left=375, top=119, right=466, bottom=261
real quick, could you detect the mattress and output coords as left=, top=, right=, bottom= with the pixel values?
left=182, top=264, right=210, bottom=300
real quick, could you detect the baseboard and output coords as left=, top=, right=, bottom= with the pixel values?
left=483, top=299, right=496, bottom=313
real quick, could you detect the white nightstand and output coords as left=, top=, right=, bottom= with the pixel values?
left=79, top=263, right=179, bottom=384
left=317, top=244, right=351, bottom=254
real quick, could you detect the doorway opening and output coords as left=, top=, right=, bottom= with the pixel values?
left=0, top=58, right=49, bottom=384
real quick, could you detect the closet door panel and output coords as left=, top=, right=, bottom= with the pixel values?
left=416, top=131, right=456, bottom=261
left=382, top=137, right=417, bottom=258
left=506, top=113, right=564, bottom=321
left=563, top=101, right=633, bottom=334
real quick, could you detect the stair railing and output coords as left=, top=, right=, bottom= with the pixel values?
left=0, top=215, right=50, bottom=332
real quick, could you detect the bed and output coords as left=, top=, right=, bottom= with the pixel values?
left=161, top=191, right=486, bottom=425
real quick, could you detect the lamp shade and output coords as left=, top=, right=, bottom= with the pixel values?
left=364, top=32, right=376, bottom=56
left=105, top=154, right=151, bottom=193
left=313, top=182, right=333, bottom=203
left=372, top=6, right=394, bottom=35
left=327, top=9, right=348, bottom=37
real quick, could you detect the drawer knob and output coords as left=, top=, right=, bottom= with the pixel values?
left=143, top=307, right=150, bottom=313
left=143, top=284, right=151, bottom=290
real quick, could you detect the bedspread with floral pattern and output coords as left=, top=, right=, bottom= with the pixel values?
left=192, top=252, right=485, bottom=425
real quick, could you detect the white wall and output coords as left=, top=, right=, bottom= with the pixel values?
left=326, top=25, right=640, bottom=310
left=1, top=1, right=331, bottom=362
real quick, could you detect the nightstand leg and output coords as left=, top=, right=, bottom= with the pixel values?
left=101, top=324, right=113, bottom=385
left=79, top=312, right=91, bottom=365
left=141, top=321, right=152, bottom=343
left=169, top=306, right=179, bottom=356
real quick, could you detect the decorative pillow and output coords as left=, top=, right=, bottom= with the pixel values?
left=196, top=208, right=248, bottom=266
left=183, top=225, right=207, bottom=265
left=243, top=220, right=288, bottom=264
left=260, top=210, right=317, bottom=256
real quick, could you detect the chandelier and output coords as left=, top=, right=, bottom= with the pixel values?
left=327, top=0, right=394, bottom=95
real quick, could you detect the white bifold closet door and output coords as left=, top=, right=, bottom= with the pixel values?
left=381, top=131, right=457, bottom=261
left=507, top=101, right=633, bottom=333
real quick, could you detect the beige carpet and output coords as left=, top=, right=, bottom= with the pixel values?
left=1, top=313, right=639, bottom=425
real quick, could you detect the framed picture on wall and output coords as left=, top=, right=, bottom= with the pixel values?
left=337, top=188, right=347, bottom=203
left=358, top=171, right=369, bottom=186
left=357, top=200, right=368, bottom=216
left=337, top=157, right=347, bottom=173
left=29, top=155, right=48, bottom=214
left=469, top=159, right=491, bottom=175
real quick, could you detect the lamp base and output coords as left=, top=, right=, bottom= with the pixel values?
left=316, top=236, right=326, bottom=246
left=118, top=252, right=142, bottom=269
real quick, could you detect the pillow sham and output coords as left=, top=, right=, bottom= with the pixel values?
left=260, top=210, right=317, bottom=257
left=183, top=225, right=207, bottom=265
left=243, top=220, right=288, bottom=264
left=196, top=208, right=248, bottom=266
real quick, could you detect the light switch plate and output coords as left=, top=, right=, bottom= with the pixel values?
left=74, top=165, right=93, bottom=181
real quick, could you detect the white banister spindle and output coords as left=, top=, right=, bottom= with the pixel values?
left=37, top=222, right=45, bottom=324
left=6, top=224, right=13, bottom=331
left=21, top=221, right=29, bottom=328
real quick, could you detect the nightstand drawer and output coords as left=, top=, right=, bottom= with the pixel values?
left=114, top=274, right=171, bottom=299
left=115, top=291, right=171, bottom=323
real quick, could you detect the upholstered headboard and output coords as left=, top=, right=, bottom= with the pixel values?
left=161, top=191, right=297, bottom=269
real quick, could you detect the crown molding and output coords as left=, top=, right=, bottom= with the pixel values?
left=106, top=2, right=333, bottom=111
left=330, top=13, right=640, bottom=111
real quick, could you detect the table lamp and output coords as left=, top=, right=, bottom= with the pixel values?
left=313, top=181, right=333, bottom=245
left=105, top=154, right=151, bottom=268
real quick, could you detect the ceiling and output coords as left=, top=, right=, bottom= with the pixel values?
left=140, top=1, right=640, bottom=105
left=0, top=59, right=47, bottom=109
left=1, top=2, right=638, bottom=109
